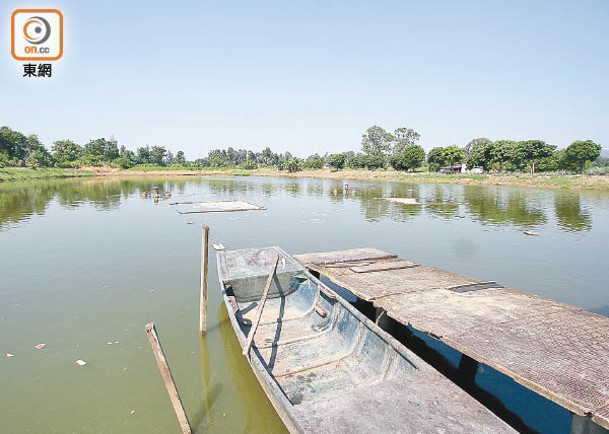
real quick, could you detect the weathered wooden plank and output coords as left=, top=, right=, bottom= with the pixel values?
left=299, top=248, right=609, bottom=430
left=145, top=323, right=192, bottom=434
left=199, top=225, right=209, bottom=334
left=295, top=248, right=397, bottom=267
left=308, top=263, right=477, bottom=301
left=350, top=259, right=417, bottom=273
left=243, top=255, right=279, bottom=356
left=593, top=404, right=609, bottom=430
left=292, top=370, right=515, bottom=434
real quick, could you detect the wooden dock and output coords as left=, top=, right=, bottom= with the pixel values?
left=294, top=248, right=609, bottom=432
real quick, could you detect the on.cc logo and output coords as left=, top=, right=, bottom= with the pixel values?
left=23, top=16, right=51, bottom=45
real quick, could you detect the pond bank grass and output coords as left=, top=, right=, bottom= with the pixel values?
left=0, top=168, right=95, bottom=182
left=2, top=166, right=609, bottom=191
left=249, top=169, right=609, bottom=191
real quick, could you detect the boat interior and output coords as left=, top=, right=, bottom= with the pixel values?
left=218, top=247, right=418, bottom=406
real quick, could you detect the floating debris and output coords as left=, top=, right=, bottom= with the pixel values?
left=386, top=198, right=420, bottom=205
left=524, top=230, right=540, bottom=236
left=107, top=342, right=113, bottom=345
left=212, top=242, right=225, bottom=251
left=75, top=359, right=87, bottom=366
left=6, top=353, right=15, bottom=358
left=187, top=221, right=194, bottom=225
left=176, top=200, right=265, bottom=214
left=130, top=410, right=136, bottom=415
left=34, top=343, right=46, bottom=350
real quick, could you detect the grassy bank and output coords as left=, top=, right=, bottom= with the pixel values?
left=0, top=167, right=95, bottom=182
left=251, top=169, right=609, bottom=191
left=2, top=166, right=609, bottom=191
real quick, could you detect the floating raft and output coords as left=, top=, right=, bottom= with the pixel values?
left=294, top=248, right=609, bottom=431
left=386, top=197, right=420, bottom=205
left=175, top=200, right=265, bottom=214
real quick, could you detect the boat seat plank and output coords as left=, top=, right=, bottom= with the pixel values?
left=256, top=332, right=354, bottom=377
left=280, top=355, right=385, bottom=405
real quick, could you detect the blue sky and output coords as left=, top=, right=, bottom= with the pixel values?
left=1, top=0, right=608, bottom=158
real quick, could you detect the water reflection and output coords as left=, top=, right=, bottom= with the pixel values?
left=0, top=176, right=601, bottom=234
left=0, top=178, right=186, bottom=229
left=464, top=187, right=547, bottom=228
left=208, top=179, right=257, bottom=196
left=424, top=186, right=461, bottom=219
left=388, top=184, right=422, bottom=222
left=0, top=182, right=54, bottom=227
left=352, top=186, right=386, bottom=222
left=554, top=192, right=592, bottom=233
left=218, top=306, right=287, bottom=433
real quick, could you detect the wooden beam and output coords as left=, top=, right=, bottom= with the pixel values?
left=200, top=225, right=209, bottom=334
left=242, top=255, right=279, bottom=356
left=145, top=323, right=192, bottom=434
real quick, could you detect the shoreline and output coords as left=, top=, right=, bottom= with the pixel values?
left=2, top=167, right=609, bottom=191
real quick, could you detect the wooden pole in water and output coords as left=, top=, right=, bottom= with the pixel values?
left=243, top=255, right=279, bottom=356
left=200, top=225, right=209, bottom=335
left=145, top=323, right=192, bottom=434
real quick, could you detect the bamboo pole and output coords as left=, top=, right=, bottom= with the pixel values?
left=242, top=255, right=279, bottom=356
left=145, top=323, right=192, bottom=434
left=200, top=225, right=209, bottom=335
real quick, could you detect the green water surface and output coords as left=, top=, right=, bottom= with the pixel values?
left=1, top=176, right=608, bottom=433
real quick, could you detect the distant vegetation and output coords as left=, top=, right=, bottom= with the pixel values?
left=0, top=125, right=603, bottom=175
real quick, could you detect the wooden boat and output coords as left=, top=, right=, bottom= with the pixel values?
left=217, top=246, right=516, bottom=433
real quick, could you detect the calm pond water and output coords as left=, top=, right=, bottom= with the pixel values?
left=1, top=176, right=608, bottom=433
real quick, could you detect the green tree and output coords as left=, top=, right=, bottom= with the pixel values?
left=83, top=138, right=119, bottom=166
left=149, top=145, right=167, bottom=166
left=277, top=151, right=293, bottom=171
left=565, top=140, right=602, bottom=173
left=258, top=147, right=277, bottom=167
left=361, top=126, right=394, bottom=163
left=175, top=150, right=187, bottom=166
left=467, top=142, right=494, bottom=170
left=0, top=126, right=29, bottom=165
left=536, top=149, right=565, bottom=172
left=327, top=153, right=346, bottom=171
left=241, top=160, right=257, bottom=170
left=361, top=154, right=385, bottom=170
left=426, top=147, right=445, bottom=172
left=208, top=149, right=228, bottom=167
left=464, top=138, right=492, bottom=169
left=286, top=158, right=302, bottom=173
left=24, top=135, right=52, bottom=168
left=516, top=140, right=556, bottom=174
left=115, top=146, right=137, bottom=169
left=442, top=145, right=465, bottom=167
left=390, top=145, right=425, bottom=171
left=52, top=140, right=83, bottom=167
left=136, top=146, right=151, bottom=165
left=392, top=127, right=420, bottom=154
left=303, top=154, right=324, bottom=170
left=492, top=140, right=518, bottom=172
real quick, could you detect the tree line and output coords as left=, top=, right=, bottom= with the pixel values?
left=0, top=125, right=603, bottom=174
